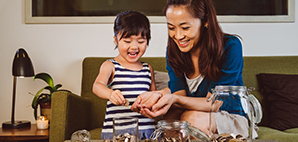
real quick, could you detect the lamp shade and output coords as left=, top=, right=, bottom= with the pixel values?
left=12, top=48, right=35, bottom=77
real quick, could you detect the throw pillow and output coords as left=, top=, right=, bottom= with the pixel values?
left=154, top=70, right=169, bottom=90
left=257, top=73, right=298, bottom=131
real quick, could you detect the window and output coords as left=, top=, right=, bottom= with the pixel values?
left=25, top=0, right=295, bottom=24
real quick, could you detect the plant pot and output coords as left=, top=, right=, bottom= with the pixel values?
left=40, top=103, right=51, bottom=124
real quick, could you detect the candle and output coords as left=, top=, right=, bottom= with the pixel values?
left=36, top=116, right=49, bottom=129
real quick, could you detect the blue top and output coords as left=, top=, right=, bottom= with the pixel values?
left=166, top=35, right=245, bottom=116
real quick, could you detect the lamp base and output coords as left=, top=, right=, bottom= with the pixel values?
left=2, top=120, right=31, bottom=129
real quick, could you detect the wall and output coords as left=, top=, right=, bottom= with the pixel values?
left=0, top=0, right=297, bottom=125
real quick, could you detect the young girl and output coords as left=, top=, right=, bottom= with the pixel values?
left=92, top=10, right=156, bottom=140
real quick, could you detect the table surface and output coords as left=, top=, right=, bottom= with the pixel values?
left=0, top=124, right=49, bottom=141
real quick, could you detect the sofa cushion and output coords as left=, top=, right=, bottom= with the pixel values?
left=257, top=73, right=298, bottom=131
left=284, top=127, right=298, bottom=133
left=154, top=70, right=169, bottom=90
left=257, top=126, right=298, bottom=141
left=89, top=128, right=102, bottom=140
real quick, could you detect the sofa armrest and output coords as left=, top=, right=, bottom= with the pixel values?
left=50, top=91, right=92, bottom=142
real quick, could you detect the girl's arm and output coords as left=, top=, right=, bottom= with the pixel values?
left=148, top=64, right=156, bottom=91
left=92, top=60, right=125, bottom=105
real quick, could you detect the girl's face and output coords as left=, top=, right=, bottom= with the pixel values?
left=114, top=33, right=147, bottom=63
left=166, top=5, right=202, bottom=53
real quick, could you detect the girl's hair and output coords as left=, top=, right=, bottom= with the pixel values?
left=114, top=10, right=151, bottom=48
left=164, top=0, right=225, bottom=81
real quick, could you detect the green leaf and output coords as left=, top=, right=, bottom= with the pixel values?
left=45, top=86, right=55, bottom=93
left=31, top=87, right=45, bottom=109
left=55, top=84, right=62, bottom=90
left=34, top=108, right=38, bottom=120
left=33, top=73, right=54, bottom=88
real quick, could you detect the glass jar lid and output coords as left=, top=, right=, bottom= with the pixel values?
left=157, top=119, right=189, bottom=129
left=188, top=126, right=210, bottom=142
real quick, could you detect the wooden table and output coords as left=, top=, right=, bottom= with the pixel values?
left=0, top=124, right=49, bottom=142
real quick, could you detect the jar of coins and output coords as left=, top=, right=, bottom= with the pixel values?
left=113, top=117, right=138, bottom=142
left=150, top=120, right=210, bottom=142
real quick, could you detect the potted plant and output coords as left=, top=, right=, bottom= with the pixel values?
left=31, top=72, right=71, bottom=121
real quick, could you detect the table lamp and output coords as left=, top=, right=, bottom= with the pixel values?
left=2, top=48, right=35, bottom=129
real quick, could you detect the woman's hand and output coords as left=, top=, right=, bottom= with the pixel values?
left=131, top=91, right=162, bottom=113
left=139, top=93, right=177, bottom=118
left=109, top=90, right=126, bottom=106
left=206, top=92, right=223, bottom=112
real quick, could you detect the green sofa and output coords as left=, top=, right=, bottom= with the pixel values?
left=49, top=56, right=298, bottom=142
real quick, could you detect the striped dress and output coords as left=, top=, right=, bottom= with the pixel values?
left=100, top=59, right=156, bottom=140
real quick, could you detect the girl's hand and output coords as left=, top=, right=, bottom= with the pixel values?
left=109, top=90, right=125, bottom=106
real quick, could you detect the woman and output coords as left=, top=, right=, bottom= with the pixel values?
left=131, top=0, right=257, bottom=138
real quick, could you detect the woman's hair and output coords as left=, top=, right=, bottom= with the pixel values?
left=114, top=10, right=151, bottom=48
left=164, top=0, right=225, bottom=81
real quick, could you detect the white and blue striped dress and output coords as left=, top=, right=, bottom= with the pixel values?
left=100, top=59, right=156, bottom=140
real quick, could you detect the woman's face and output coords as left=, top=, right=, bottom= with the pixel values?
left=166, top=5, right=202, bottom=53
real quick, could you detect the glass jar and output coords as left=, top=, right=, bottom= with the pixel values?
left=150, top=120, right=210, bottom=142
left=208, top=86, right=262, bottom=142
left=70, top=129, right=91, bottom=142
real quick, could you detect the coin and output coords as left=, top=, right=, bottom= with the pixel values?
left=124, top=99, right=129, bottom=107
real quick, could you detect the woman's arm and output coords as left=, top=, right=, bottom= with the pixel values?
left=137, top=90, right=222, bottom=118
left=150, top=91, right=214, bottom=111
left=172, top=92, right=212, bottom=110
left=138, top=93, right=208, bottom=118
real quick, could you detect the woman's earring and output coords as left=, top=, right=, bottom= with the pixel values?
left=204, top=23, right=208, bottom=28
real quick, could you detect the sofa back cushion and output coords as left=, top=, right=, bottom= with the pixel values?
left=257, top=73, right=298, bottom=131
left=243, top=56, right=298, bottom=126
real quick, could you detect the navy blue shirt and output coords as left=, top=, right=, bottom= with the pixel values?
left=166, top=35, right=245, bottom=116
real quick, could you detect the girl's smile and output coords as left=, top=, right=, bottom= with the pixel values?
left=128, top=51, right=139, bottom=58
left=114, top=33, right=147, bottom=64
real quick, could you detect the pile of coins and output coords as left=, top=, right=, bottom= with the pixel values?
left=114, top=133, right=137, bottom=142
left=160, top=137, right=186, bottom=142
left=211, top=133, right=247, bottom=142
left=103, top=139, right=113, bottom=142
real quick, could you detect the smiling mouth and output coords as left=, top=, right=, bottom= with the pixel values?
left=128, top=52, right=138, bottom=57
left=177, top=40, right=190, bottom=47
